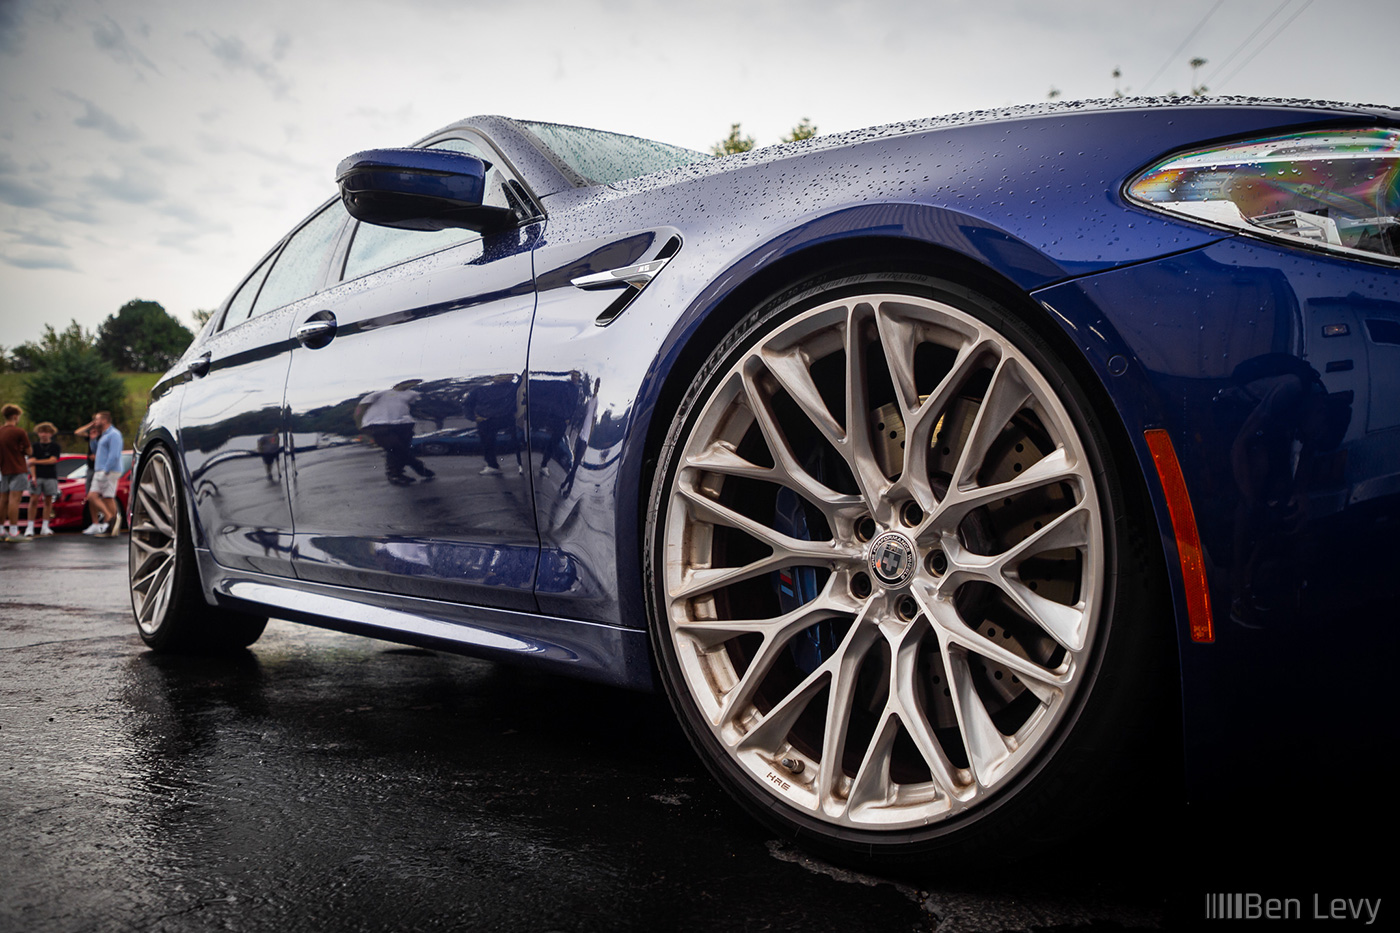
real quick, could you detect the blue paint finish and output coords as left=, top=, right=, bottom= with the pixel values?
left=282, top=220, right=543, bottom=610
left=1032, top=237, right=1400, bottom=795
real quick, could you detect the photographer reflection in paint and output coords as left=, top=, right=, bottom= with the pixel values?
left=1219, top=354, right=1349, bottom=627
left=356, top=379, right=436, bottom=486
left=466, top=373, right=522, bottom=477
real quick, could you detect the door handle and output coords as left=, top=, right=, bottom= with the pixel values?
left=296, top=312, right=337, bottom=348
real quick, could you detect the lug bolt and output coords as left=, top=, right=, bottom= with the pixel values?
left=926, top=550, right=948, bottom=575
left=900, top=502, right=924, bottom=527
left=855, top=516, right=877, bottom=542
left=897, top=596, right=919, bottom=621
left=851, top=571, right=872, bottom=599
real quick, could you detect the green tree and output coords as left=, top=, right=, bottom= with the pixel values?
left=22, top=345, right=128, bottom=434
left=191, top=308, right=215, bottom=327
left=782, top=118, right=817, bottom=143
left=1189, top=57, right=1208, bottom=97
left=711, top=123, right=755, bottom=157
left=96, top=299, right=194, bottom=372
left=9, top=321, right=95, bottom=372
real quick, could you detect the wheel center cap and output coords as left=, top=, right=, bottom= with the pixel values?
left=868, top=531, right=917, bottom=588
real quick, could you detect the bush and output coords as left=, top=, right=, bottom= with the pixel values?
left=22, top=346, right=129, bottom=434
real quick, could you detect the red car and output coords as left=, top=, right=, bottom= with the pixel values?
left=19, top=451, right=133, bottom=531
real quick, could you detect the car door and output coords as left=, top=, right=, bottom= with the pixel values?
left=282, top=135, right=543, bottom=611
left=178, top=202, right=349, bottom=576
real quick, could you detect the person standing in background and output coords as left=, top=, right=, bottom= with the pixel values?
left=1, top=403, right=33, bottom=542
left=83, top=411, right=124, bottom=537
left=25, top=421, right=61, bottom=537
left=73, top=416, right=100, bottom=527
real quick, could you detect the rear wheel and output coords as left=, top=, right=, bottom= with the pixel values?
left=646, top=272, right=1164, bottom=860
left=129, top=447, right=267, bottom=653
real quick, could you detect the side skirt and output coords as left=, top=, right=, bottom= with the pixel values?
left=195, top=549, right=656, bottom=692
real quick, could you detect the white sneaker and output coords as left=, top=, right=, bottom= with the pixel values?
left=479, top=466, right=503, bottom=476
left=84, top=522, right=108, bottom=536
left=40, top=525, right=53, bottom=536
left=23, top=526, right=34, bottom=537
left=540, top=465, right=551, bottom=477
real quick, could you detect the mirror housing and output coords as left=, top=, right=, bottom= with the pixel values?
left=335, top=148, right=517, bottom=232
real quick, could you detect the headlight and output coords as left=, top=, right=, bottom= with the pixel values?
left=1127, top=127, right=1400, bottom=264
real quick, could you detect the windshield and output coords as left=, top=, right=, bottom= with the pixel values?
left=519, top=120, right=709, bottom=185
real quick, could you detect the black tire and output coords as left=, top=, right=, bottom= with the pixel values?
left=128, top=446, right=267, bottom=653
left=645, top=271, right=1169, bottom=863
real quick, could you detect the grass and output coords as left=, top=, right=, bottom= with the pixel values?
left=0, top=371, right=163, bottom=451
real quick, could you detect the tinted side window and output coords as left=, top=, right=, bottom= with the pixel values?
left=340, top=138, right=507, bottom=281
left=220, top=250, right=278, bottom=331
left=251, top=204, right=347, bottom=316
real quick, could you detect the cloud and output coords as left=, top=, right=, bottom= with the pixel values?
left=159, top=200, right=228, bottom=233
left=59, top=91, right=143, bottom=142
left=140, top=145, right=191, bottom=166
left=198, top=32, right=291, bottom=98
left=1, top=252, right=77, bottom=271
left=85, top=165, right=164, bottom=204
left=0, top=1, right=24, bottom=55
left=0, top=176, right=52, bottom=208
left=5, top=229, right=67, bottom=248
left=90, top=15, right=160, bottom=74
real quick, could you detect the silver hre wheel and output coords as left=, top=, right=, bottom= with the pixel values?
left=646, top=272, right=1166, bottom=861
left=129, top=446, right=267, bottom=653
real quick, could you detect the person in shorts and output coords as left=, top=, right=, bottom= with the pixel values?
left=26, top=421, right=61, bottom=536
left=83, top=411, right=124, bottom=537
left=1, top=403, right=33, bottom=542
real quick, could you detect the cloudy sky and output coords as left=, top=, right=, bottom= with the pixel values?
left=2, top=0, right=1395, bottom=349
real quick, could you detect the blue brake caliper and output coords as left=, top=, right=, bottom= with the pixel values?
left=772, top=485, right=835, bottom=675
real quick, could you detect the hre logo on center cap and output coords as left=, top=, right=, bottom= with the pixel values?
left=869, top=532, right=916, bottom=587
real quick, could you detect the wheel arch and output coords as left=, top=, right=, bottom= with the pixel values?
left=630, top=228, right=1163, bottom=578
left=134, top=427, right=208, bottom=551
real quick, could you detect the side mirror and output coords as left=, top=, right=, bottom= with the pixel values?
left=335, top=148, right=517, bottom=232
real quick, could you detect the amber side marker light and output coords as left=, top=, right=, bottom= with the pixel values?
left=1143, top=428, right=1215, bottom=643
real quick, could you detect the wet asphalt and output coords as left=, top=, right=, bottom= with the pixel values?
left=0, top=536, right=1383, bottom=932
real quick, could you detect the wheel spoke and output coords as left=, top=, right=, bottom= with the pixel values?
left=939, top=639, right=1013, bottom=787
left=888, top=621, right=967, bottom=797
left=949, top=356, right=1033, bottom=496
left=930, top=445, right=1088, bottom=529
left=842, top=303, right=891, bottom=511
left=845, top=711, right=900, bottom=811
left=758, top=346, right=844, bottom=451
left=675, top=583, right=848, bottom=652
left=916, top=584, right=1072, bottom=692
left=889, top=336, right=999, bottom=512
left=682, top=366, right=865, bottom=523
left=130, top=547, right=170, bottom=589
left=137, top=486, right=175, bottom=538
left=734, top=603, right=876, bottom=753
left=814, top=606, right=881, bottom=809
left=674, top=483, right=857, bottom=569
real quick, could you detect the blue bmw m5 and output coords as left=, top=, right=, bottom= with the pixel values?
left=129, top=98, right=1399, bottom=861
